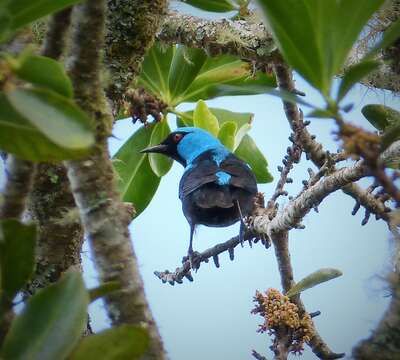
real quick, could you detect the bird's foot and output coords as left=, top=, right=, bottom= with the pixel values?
left=182, top=251, right=202, bottom=271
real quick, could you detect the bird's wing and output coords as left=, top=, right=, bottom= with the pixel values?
left=179, top=160, right=219, bottom=200
left=220, top=155, right=257, bottom=194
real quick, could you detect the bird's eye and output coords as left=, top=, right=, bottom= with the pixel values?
left=173, top=133, right=183, bottom=143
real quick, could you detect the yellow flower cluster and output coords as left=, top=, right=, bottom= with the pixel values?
left=252, top=288, right=314, bottom=353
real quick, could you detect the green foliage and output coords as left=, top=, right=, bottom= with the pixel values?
left=88, top=282, right=121, bottom=303
left=286, top=268, right=343, bottom=298
left=0, top=93, right=91, bottom=161
left=113, top=124, right=162, bottom=218
left=0, top=0, right=84, bottom=39
left=258, top=0, right=385, bottom=96
left=234, top=134, right=273, bottom=183
left=6, top=87, right=94, bottom=151
left=138, top=43, right=276, bottom=107
left=362, top=104, right=400, bottom=131
left=1, top=272, right=89, bottom=360
left=193, top=100, right=220, bottom=137
left=337, top=60, right=380, bottom=102
left=180, top=0, right=239, bottom=13
left=11, top=54, right=74, bottom=98
left=0, top=220, right=36, bottom=301
left=70, top=325, right=149, bottom=360
left=148, top=118, right=173, bottom=177
left=218, top=121, right=237, bottom=150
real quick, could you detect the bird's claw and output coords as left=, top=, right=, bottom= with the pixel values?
left=183, top=251, right=201, bottom=271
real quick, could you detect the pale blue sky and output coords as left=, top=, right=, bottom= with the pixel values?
left=1, top=2, right=399, bottom=359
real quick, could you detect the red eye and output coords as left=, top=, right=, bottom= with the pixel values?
left=173, top=133, right=183, bottom=143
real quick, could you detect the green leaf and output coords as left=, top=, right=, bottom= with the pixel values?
left=362, top=104, right=400, bottom=131
left=286, top=268, right=343, bottom=298
left=307, top=108, right=336, bottom=119
left=381, top=123, right=400, bottom=151
left=0, top=93, right=89, bottom=161
left=176, top=107, right=253, bottom=150
left=193, top=100, right=220, bottom=136
left=12, top=54, right=73, bottom=98
left=0, top=8, right=11, bottom=43
left=6, top=87, right=94, bottom=150
left=88, top=281, right=121, bottom=303
left=138, top=44, right=276, bottom=107
left=148, top=118, right=173, bottom=177
left=181, top=0, right=238, bottom=12
left=2, top=272, right=89, bottom=360
left=337, top=60, right=380, bottom=102
left=113, top=125, right=161, bottom=217
left=6, top=0, right=83, bottom=31
left=218, top=121, right=237, bottom=150
left=138, top=43, right=175, bottom=103
left=366, top=18, right=400, bottom=59
left=168, top=46, right=207, bottom=104
left=179, top=55, right=276, bottom=103
left=234, top=134, right=273, bottom=183
left=258, top=0, right=384, bottom=95
left=0, top=220, right=36, bottom=300
left=70, top=325, right=149, bottom=360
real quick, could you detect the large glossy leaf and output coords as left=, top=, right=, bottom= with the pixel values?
left=168, top=46, right=207, bottom=103
left=286, top=268, right=342, bottom=297
left=0, top=219, right=36, bottom=300
left=0, top=93, right=90, bottom=161
left=6, top=0, right=83, bottom=31
left=181, top=0, right=238, bottom=12
left=218, top=121, right=236, bottom=150
left=257, top=0, right=384, bottom=95
left=12, top=54, right=73, bottom=98
left=148, top=118, right=173, bottom=177
left=138, top=44, right=276, bottom=107
left=70, top=325, right=149, bottom=360
left=2, top=272, right=89, bottom=360
left=113, top=125, right=161, bottom=217
left=177, top=107, right=253, bottom=151
left=6, top=87, right=94, bottom=150
left=179, top=55, right=276, bottom=103
left=0, top=8, right=11, bottom=43
left=337, top=60, right=380, bottom=102
left=138, top=43, right=175, bottom=103
left=362, top=104, right=400, bottom=131
left=234, top=134, right=273, bottom=183
left=193, top=100, right=220, bottom=136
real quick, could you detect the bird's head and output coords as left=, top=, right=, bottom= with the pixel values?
left=141, top=127, right=228, bottom=167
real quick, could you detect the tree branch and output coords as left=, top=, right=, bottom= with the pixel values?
left=105, top=0, right=167, bottom=106
left=0, top=157, right=35, bottom=219
left=158, top=11, right=275, bottom=63
left=65, top=1, right=166, bottom=358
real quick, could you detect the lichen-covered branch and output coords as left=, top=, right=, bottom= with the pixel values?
left=65, top=1, right=166, bottom=359
left=159, top=11, right=399, bottom=92
left=0, top=156, right=35, bottom=219
left=272, top=61, right=392, bottom=225
left=105, top=0, right=167, bottom=105
left=158, top=11, right=275, bottom=63
left=253, top=162, right=368, bottom=236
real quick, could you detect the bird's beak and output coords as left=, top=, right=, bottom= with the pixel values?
left=140, top=144, right=169, bottom=154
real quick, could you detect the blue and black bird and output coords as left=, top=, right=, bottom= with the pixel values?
left=141, top=127, right=257, bottom=263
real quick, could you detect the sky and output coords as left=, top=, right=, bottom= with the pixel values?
left=1, top=2, right=400, bottom=360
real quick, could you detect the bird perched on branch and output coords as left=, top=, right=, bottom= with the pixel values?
left=141, top=127, right=257, bottom=266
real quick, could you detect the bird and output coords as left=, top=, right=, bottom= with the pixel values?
left=141, top=127, right=257, bottom=266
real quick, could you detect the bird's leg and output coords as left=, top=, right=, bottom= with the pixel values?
left=183, top=224, right=201, bottom=270
left=236, top=200, right=247, bottom=247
